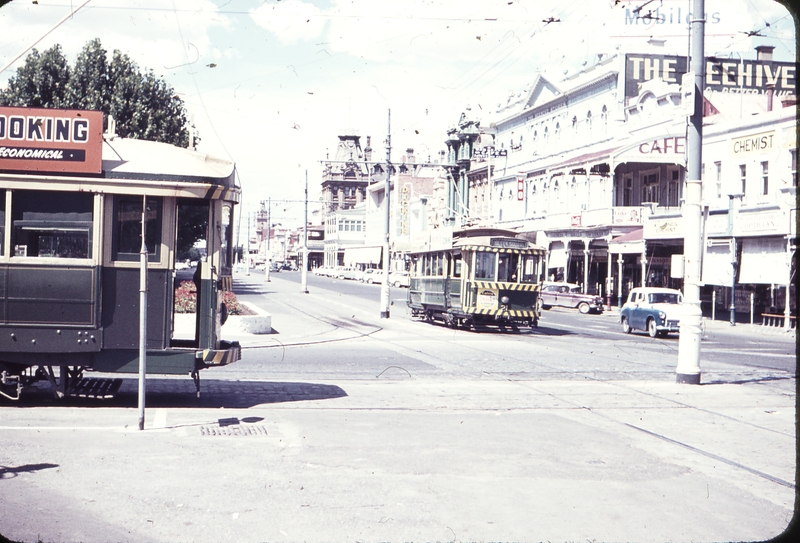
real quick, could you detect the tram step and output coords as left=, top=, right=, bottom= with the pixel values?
left=68, top=378, right=124, bottom=399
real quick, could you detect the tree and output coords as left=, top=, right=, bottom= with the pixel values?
left=0, top=44, right=71, bottom=108
left=0, top=39, right=196, bottom=148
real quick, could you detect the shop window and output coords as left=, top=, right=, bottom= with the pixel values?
left=113, top=196, right=161, bottom=261
left=642, top=172, right=659, bottom=204
left=761, top=161, right=769, bottom=195
left=791, top=149, right=797, bottom=187
left=623, top=175, right=633, bottom=206
left=714, top=161, right=722, bottom=199
left=11, top=190, right=93, bottom=259
left=739, top=164, right=747, bottom=195
left=668, top=169, right=680, bottom=207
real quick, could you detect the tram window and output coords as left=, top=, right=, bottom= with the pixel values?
left=220, top=203, right=233, bottom=271
left=11, top=190, right=93, bottom=259
left=497, top=254, right=519, bottom=282
left=0, top=190, right=4, bottom=256
left=435, top=251, right=444, bottom=276
left=521, top=255, right=538, bottom=283
left=113, top=196, right=161, bottom=261
left=474, top=252, right=496, bottom=280
left=452, top=254, right=462, bottom=278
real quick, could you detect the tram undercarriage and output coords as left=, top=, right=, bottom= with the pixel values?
left=412, top=306, right=538, bottom=332
left=0, top=341, right=240, bottom=401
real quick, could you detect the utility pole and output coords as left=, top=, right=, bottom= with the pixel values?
left=380, top=109, right=391, bottom=319
left=137, top=196, right=148, bottom=430
left=676, top=0, right=705, bottom=385
left=301, top=170, right=309, bottom=294
left=245, top=212, right=250, bottom=276
left=265, top=198, right=271, bottom=282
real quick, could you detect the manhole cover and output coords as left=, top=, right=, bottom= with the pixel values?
left=199, top=425, right=269, bottom=436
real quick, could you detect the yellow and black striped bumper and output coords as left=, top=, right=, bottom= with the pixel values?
left=199, top=341, right=241, bottom=367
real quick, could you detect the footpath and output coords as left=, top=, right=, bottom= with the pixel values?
left=0, top=275, right=796, bottom=543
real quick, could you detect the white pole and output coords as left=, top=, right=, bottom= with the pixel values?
left=138, top=196, right=148, bottom=430
left=265, top=198, right=272, bottom=282
left=676, top=0, right=705, bottom=384
left=380, top=109, right=391, bottom=319
left=301, top=171, right=309, bottom=294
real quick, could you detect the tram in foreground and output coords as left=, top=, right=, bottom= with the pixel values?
left=0, top=106, right=240, bottom=400
left=407, top=227, right=546, bottom=331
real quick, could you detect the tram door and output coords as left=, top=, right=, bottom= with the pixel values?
left=175, top=199, right=209, bottom=347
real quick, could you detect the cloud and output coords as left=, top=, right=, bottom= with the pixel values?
left=250, top=0, right=326, bottom=45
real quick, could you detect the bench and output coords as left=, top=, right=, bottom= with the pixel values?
left=761, top=313, right=796, bottom=329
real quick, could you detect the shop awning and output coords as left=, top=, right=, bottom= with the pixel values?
left=343, top=246, right=382, bottom=266
left=608, top=228, right=644, bottom=254
left=702, top=239, right=734, bottom=286
left=739, top=238, right=790, bottom=284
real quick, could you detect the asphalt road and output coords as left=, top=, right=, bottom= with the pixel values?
left=0, top=270, right=795, bottom=543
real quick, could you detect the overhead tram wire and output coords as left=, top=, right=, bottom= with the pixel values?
left=171, top=0, right=235, bottom=165
left=399, top=0, right=592, bottom=134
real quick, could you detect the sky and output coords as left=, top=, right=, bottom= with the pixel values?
left=0, top=0, right=796, bottom=226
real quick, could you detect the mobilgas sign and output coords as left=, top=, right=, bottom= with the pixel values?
left=0, top=107, right=103, bottom=174
left=625, top=54, right=796, bottom=99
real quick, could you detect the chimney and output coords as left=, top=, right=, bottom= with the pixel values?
left=406, top=148, right=415, bottom=164
left=755, top=45, right=775, bottom=61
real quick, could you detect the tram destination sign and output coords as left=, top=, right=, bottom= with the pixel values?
left=0, top=106, right=103, bottom=174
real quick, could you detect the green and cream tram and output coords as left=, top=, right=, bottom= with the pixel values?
left=0, top=106, right=240, bottom=400
left=407, top=228, right=546, bottom=331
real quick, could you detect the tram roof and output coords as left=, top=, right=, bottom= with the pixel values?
left=102, top=137, right=237, bottom=187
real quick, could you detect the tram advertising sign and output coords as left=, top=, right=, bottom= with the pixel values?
left=0, top=106, right=103, bottom=174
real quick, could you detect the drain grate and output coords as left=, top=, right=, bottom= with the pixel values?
left=199, top=425, right=269, bottom=437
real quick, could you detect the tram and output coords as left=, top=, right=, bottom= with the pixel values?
left=0, top=106, right=240, bottom=400
left=407, top=227, right=546, bottom=331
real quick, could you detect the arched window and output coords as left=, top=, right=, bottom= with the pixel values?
left=586, top=111, right=593, bottom=140
left=555, top=122, right=561, bottom=142
left=601, top=105, right=608, bottom=135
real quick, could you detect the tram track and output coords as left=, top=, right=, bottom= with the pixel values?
left=232, top=276, right=794, bottom=495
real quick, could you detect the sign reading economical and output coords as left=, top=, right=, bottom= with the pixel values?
left=0, top=106, right=103, bottom=174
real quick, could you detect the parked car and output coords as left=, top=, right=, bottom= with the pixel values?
left=335, top=267, right=360, bottom=280
left=538, top=282, right=604, bottom=314
left=388, top=270, right=410, bottom=288
left=620, top=287, right=683, bottom=338
left=361, top=268, right=382, bottom=284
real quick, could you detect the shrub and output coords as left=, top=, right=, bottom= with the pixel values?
left=174, top=281, right=256, bottom=315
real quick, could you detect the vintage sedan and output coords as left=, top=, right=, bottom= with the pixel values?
left=620, top=287, right=683, bottom=338
left=538, top=282, right=604, bottom=314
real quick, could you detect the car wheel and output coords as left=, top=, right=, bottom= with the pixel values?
left=578, top=302, right=590, bottom=314
left=621, top=317, right=632, bottom=334
left=393, top=281, right=401, bottom=287
left=367, top=278, right=373, bottom=284
left=647, top=318, right=658, bottom=338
